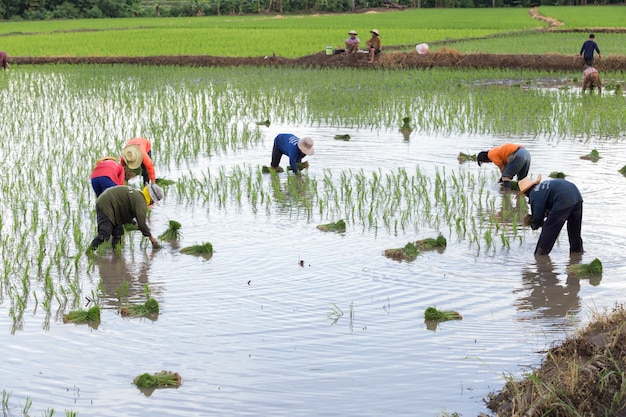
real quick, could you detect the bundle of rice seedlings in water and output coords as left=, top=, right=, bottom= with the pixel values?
left=63, top=305, right=101, bottom=324
left=181, top=242, right=213, bottom=256
left=580, top=149, right=601, bottom=162
left=619, top=166, right=626, bottom=177
left=156, top=178, right=175, bottom=186
left=567, top=258, right=602, bottom=277
left=158, top=220, right=182, bottom=241
left=333, top=134, right=351, bottom=141
left=287, top=162, right=309, bottom=171
left=424, top=306, right=462, bottom=321
left=400, top=117, right=413, bottom=134
left=414, top=234, right=446, bottom=250
left=457, top=152, right=477, bottom=163
left=384, top=242, right=419, bottom=261
left=121, top=298, right=160, bottom=318
left=133, top=371, right=182, bottom=388
left=256, top=119, right=270, bottom=127
left=549, top=171, right=567, bottom=179
left=317, top=219, right=346, bottom=233
left=261, top=165, right=284, bottom=173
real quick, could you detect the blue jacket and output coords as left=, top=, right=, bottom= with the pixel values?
left=580, top=40, right=600, bottom=59
left=274, top=133, right=304, bottom=173
left=528, top=179, right=583, bottom=230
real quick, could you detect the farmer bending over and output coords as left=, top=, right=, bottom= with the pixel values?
left=477, top=143, right=531, bottom=191
left=269, top=134, right=314, bottom=175
left=90, top=156, right=138, bottom=197
left=86, top=184, right=164, bottom=254
left=120, top=137, right=156, bottom=186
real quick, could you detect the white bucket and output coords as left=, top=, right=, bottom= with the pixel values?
left=416, top=43, right=429, bottom=55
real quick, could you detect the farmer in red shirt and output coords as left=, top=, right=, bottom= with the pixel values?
left=120, top=137, right=156, bottom=186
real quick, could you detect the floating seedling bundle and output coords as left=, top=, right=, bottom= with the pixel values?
left=158, top=220, right=182, bottom=241
left=567, top=258, right=602, bottom=277
left=414, top=233, right=447, bottom=250
left=549, top=171, right=567, bottom=179
left=580, top=149, right=601, bottom=162
left=181, top=242, right=213, bottom=257
left=63, top=305, right=101, bottom=324
left=333, top=134, right=351, bottom=141
left=457, top=152, right=477, bottom=163
left=317, top=219, right=346, bottom=233
left=121, top=298, right=160, bottom=318
left=384, top=242, right=419, bottom=262
left=133, top=371, right=182, bottom=388
left=424, top=306, right=462, bottom=322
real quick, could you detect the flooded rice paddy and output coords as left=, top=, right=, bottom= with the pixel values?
left=1, top=66, right=626, bottom=417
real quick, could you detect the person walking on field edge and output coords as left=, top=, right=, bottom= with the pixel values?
left=580, top=33, right=601, bottom=67
left=517, top=176, right=583, bottom=256
left=120, top=137, right=156, bottom=186
left=86, top=184, right=164, bottom=254
left=269, top=134, right=314, bottom=175
left=366, top=29, right=382, bottom=63
left=477, top=143, right=531, bottom=191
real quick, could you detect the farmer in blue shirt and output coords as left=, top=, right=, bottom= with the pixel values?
left=517, top=176, right=583, bottom=256
left=269, top=134, right=314, bottom=174
left=580, top=34, right=601, bottom=67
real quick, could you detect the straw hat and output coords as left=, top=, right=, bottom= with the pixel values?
left=348, top=30, right=358, bottom=35
left=121, top=145, right=142, bottom=169
left=370, top=29, right=380, bottom=36
left=516, top=175, right=542, bottom=198
left=297, top=137, right=315, bottom=156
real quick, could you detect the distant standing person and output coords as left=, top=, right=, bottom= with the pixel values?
left=580, top=33, right=601, bottom=67
left=269, top=134, right=314, bottom=175
left=366, top=29, right=382, bottom=64
left=344, top=30, right=360, bottom=54
left=517, top=176, right=584, bottom=256
left=477, top=143, right=531, bottom=191
left=120, top=137, right=156, bottom=186
left=0, top=52, right=8, bottom=70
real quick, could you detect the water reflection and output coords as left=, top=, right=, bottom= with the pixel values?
left=516, top=255, right=582, bottom=319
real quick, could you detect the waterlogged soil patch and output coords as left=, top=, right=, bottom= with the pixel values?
left=317, top=219, right=346, bottom=233
left=487, top=304, right=626, bottom=417
left=120, top=298, right=160, bottom=319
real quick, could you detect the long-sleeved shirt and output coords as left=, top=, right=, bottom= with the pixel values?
left=487, top=143, right=521, bottom=172
left=580, top=40, right=600, bottom=59
left=96, top=186, right=152, bottom=237
left=528, top=179, right=583, bottom=230
left=90, top=159, right=125, bottom=185
left=120, top=137, right=156, bottom=182
left=274, top=134, right=304, bottom=173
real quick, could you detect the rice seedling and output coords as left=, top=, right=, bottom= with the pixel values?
left=457, top=152, right=476, bottom=163
left=619, top=166, right=626, bottom=177
left=549, top=171, right=567, bottom=179
left=62, top=305, right=101, bottom=324
left=580, top=149, right=601, bottom=162
left=155, top=178, right=175, bottom=187
left=333, top=134, right=351, bottom=141
left=256, top=119, right=271, bottom=127
left=316, top=219, right=346, bottom=233
left=120, top=298, right=159, bottom=318
left=567, top=258, right=603, bottom=277
left=158, top=220, right=182, bottom=241
left=399, top=117, right=413, bottom=135
left=414, top=233, right=446, bottom=250
left=384, top=242, right=419, bottom=262
left=424, top=306, right=463, bottom=322
left=180, top=242, right=214, bottom=257
left=133, top=371, right=182, bottom=388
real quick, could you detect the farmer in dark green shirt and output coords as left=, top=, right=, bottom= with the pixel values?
left=87, top=185, right=163, bottom=253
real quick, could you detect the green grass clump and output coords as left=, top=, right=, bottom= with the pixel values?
left=384, top=242, right=419, bottom=261
left=180, top=242, right=213, bottom=256
left=158, top=220, right=182, bottom=241
left=415, top=234, right=446, bottom=250
left=567, top=258, right=602, bottom=277
left=317, top=219, right=346, bottom=233
left=580, top=149, right=601, bottom=162
left=424, top=306, right=463, bottom=321
left=121, top=298, right=160, bottom=318
left=333, top=134, right=351, bottom=141
left=133, top=371, right=181, bottom=388
left=63, top=305, right=101, bottom=324
left=457, top=152, right=477, bottom=163
left=549, top=171, right=567, bottom=179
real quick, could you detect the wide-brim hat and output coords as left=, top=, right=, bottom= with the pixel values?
left=516, top=175, right=541, bottom=198
left=370, top=29, right=380, bottom=36
left=121, top=145, right=142, bottom=169
left=298, top=137, right=315, bottom=156
left=147, top=184, right=165, bottom=204
left=348, top=30, right=357, bottom=35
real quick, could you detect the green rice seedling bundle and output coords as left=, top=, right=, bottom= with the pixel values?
left=256, top=119, right=270, bottom=127
left=261, top=165, right=284, bottom=173
left=400, top=117, right=413, bottom=134
left=567, top=258, right=602, bottom=277
left=424, top=306, right=463, bottom=321
left=133, top=371, right=181, bottom=388
left=414, top=233, right=446, bottom=250
left=287, top=162, right=309, bottom=172
left=384, top=242, right=419, bottom=262
left=457, top=152, right=477, bottom=163
left=580, top=149, right=601, bottom=162
left=619, top=166, right=626, bottom=177
left=121, top=298, right=159, bottom=318
left=549, top=172, right=567, bottom=179
left=158, top=220, right=182, bottom=241
left=333, top=134, right=350, bottom=141
left=63, top=305, right=100, bottom=324
left=180, top=242, right=213, bottom=256
left=317, top=219, right=346, bottom=233
left=156, top=178, right=175, bottom=187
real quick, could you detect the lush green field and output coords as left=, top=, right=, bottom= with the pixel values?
left=537, top=5, right=626, bottom=28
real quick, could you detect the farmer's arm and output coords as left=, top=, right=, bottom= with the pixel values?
left=142, top=152, right=156, bottom=183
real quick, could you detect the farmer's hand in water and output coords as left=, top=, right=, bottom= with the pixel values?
left=149, top=235, right=160, bottom=248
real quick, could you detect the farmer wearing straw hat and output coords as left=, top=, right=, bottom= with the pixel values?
left=517, top=176, right=583, bottom=256
left=344, top=30, right=360, bottom=54
left=477, top=143, right=531, bottom=191
left=366, top=29, right=381, bottom=63
left=86, top=184, right=164, bottom=254
left=120, top=137, right=156, bottom=186
left=90, top=156, right=139, bottom=197
left=269, top=134, right=314, bottom=175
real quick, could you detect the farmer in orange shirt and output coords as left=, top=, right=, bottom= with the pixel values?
left=477, top=143, right=530, bottom=191
left=120, top=137, right=156, bottom=186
